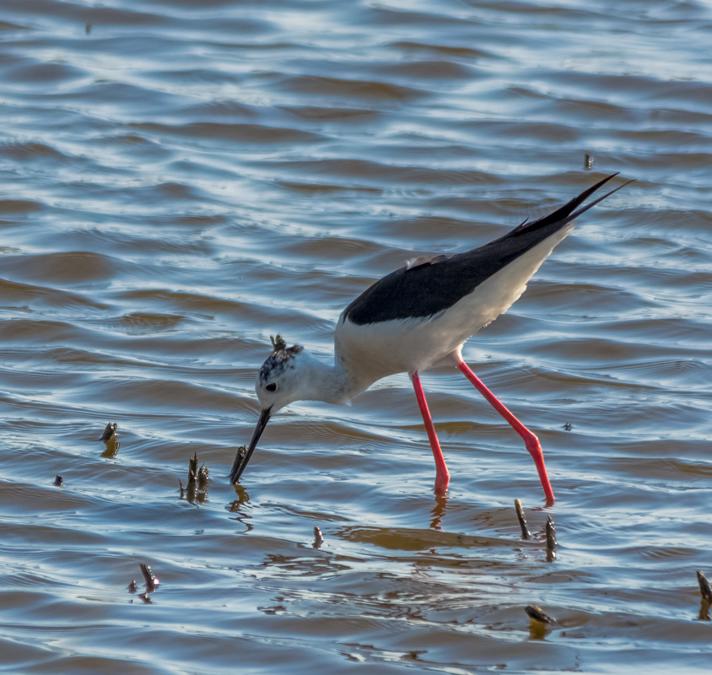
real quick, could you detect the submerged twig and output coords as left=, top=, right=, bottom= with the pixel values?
left=270, top=334, right=287, bottom=351
left=231, top=446, right=248, bottom=485
left=197, top=464, right=209, bottom=492
left=514, top=499, right=531, bottom=540
left=525, top=605, right=556, bottom=625
left=140, top=563, right=159, bottom=593
left=525, top=604, right=556, bottom=640
left=99, top=422, right=120, bottom=458
left=697, top=570, right=712, bottom=620
left=188, top=453, right=199, bottom=484
left=100, top=422, right=117, bottom=442
left=182, top=452, right=209, bottom=504
left=697, top=570, right=712, bottom=603
left=313, top=526, right=324, bottom=549
left=545, top=515, right=557, bottom=562
left=128, top=563, right=159, bottom=603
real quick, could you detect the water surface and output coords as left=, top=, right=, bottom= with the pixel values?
left=1, top=0, right=711, bottom=672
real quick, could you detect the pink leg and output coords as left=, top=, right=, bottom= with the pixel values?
left=410, top=371, right=450, bottom=494
left=454, top=355, right=555, bottom=506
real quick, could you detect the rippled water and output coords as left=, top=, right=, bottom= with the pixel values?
left=1, top=0, right=711, bottom=672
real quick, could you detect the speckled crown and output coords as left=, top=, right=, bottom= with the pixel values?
left=259, top=335, right=303, bottom=382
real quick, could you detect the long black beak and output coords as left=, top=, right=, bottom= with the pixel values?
left=229, top=407, right=271, bottom=484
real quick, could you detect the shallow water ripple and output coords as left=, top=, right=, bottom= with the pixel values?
left=0, top=0, right=711, bottom=672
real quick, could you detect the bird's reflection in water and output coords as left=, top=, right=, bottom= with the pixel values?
left=429, top=492, right=448, bottom=530
left=228, top=483, right=253, bottom=532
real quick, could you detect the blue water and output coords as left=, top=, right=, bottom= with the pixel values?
left=0, top=0, right=711, bottom=672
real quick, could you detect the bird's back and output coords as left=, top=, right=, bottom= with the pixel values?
left=336, top=174, right=626, bottom=379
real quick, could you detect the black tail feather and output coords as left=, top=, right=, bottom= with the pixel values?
left=565, top=179, right=634, bottom=223
left=510, top=172, right=622, bottom=236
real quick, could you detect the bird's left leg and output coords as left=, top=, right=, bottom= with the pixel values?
left=410, top=371, right=450, bottom=494
left=453, top=354, right=555, bottom=506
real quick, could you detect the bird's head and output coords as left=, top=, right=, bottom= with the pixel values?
left=255, top=334, right=307, bottom=413
left=229, top=335, right=308, bottom=484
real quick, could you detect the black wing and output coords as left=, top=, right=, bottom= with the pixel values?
left=342, top=173, right=628, bottom=325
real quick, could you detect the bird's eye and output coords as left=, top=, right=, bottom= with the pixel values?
left=265, top=383, right=277, bottom=392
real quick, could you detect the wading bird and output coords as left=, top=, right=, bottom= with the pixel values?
left=230, top=173, right=629, bottom=504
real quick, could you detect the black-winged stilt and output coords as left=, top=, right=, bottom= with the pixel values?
left=230, top=173, right=629, bottom=505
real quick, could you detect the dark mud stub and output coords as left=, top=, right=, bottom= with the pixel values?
left=99, top=422, right=118, bottom=443
left=545, top=515, right=557, bottom=562
left=526, top=605, right=556, bottom=625
left=0, top=0, right=709, bottom=672
left=180, top=452, right=209, bottom=504
left=514, top=498, right=531, bottom=540
left=100, top=422, right=120, bottom=458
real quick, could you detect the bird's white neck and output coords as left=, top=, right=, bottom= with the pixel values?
left=295, top=350, right=368, bottom=405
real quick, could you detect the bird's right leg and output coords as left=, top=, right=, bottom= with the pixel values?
left=453, top=354, right=555, bottom=506
left=410, top=371, right=450, bottom=494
